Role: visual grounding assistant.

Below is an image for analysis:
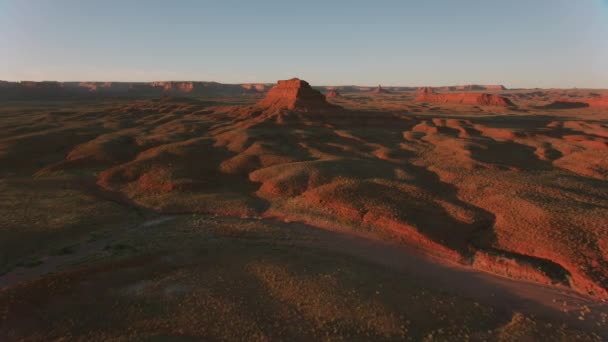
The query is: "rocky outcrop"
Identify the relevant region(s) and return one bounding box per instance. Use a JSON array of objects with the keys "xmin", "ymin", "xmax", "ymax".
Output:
[
  {"xmin": 256, "ymin": 78, "xmax": 339, "ymax": 111},
  {"xmin": 240, "ymin": 84, "xmax": 269, "ymax": 92},
  {"xmin": 416, "ymin": 87, "xmax": 515, "ymax": 107},
  {"xmin": 325, "ymin": 89, "xmax": 342, "ymax": 98},
  {"xmin": 150, "ymin": 81, "xmax": 195, "ymax": 93},
  {"xmin": 372, "ymin": 85, "xmax": 391, "ymax": 94}
]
